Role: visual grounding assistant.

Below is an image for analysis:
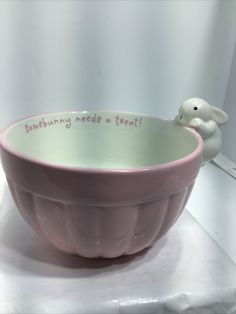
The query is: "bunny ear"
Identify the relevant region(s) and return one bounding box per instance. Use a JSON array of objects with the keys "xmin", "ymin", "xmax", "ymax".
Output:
[{"xmin": 210, "ymin": 105, "xmax": 229, "ymax": 125}]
